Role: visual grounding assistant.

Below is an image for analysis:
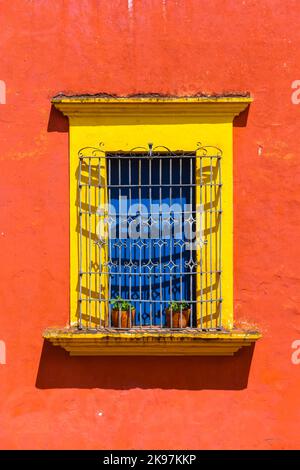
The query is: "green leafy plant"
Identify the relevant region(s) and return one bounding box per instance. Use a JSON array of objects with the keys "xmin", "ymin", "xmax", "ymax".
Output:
[
  {"xmin": 111, "ymin": 296, "xmax": 135, "ymax": 311},
  {"xmin": 167, "ymin": 301, "xmax": 190, "ymax": 312}
]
